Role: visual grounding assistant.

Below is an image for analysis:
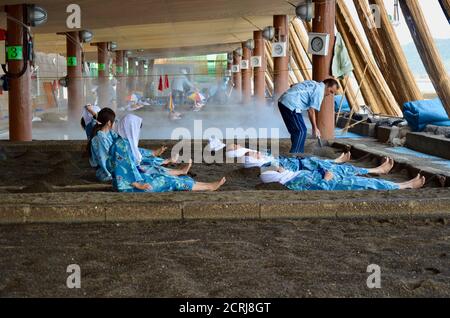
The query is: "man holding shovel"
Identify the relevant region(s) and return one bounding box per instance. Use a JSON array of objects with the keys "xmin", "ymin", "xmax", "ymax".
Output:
[{"xmin": 278, "ymin": 78, "xmax": 339, "ymax": 154}]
